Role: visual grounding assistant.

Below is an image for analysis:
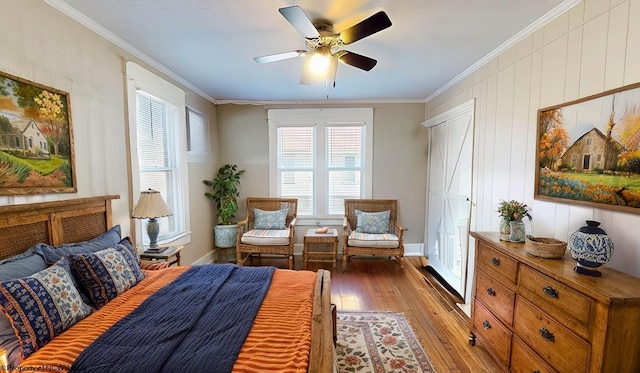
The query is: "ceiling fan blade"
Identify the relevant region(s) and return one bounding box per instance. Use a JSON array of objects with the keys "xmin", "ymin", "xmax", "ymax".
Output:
[
  {"xmin": 338, "ymin": 51, "xmax": 377, "ymax": 71},
  {"xmin": 279, "ymin": 6, "xmax": 320, "ymax": 39},
  {"xmin": 300, "ymin": 55, "xmax": 338, "ymax": 86},
  {"xmin": 254, "ymin": 50, "xmax": 306, "ymax": 64},
  {"xmin": 339, "ymin": 11, "xmax": 392, "ymax": 45}
]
